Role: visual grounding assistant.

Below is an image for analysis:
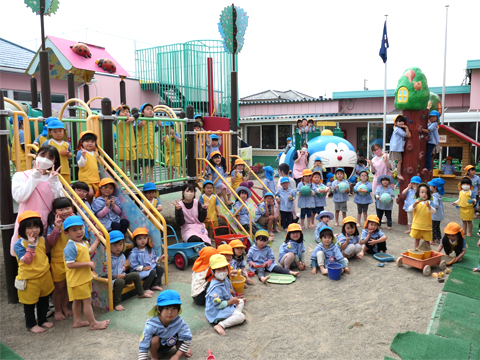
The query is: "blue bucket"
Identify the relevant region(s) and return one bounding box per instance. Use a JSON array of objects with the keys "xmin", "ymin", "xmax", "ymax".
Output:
[{"xmin": 326, "ymin": 263, "xmax": 342, "ymax": 280}]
